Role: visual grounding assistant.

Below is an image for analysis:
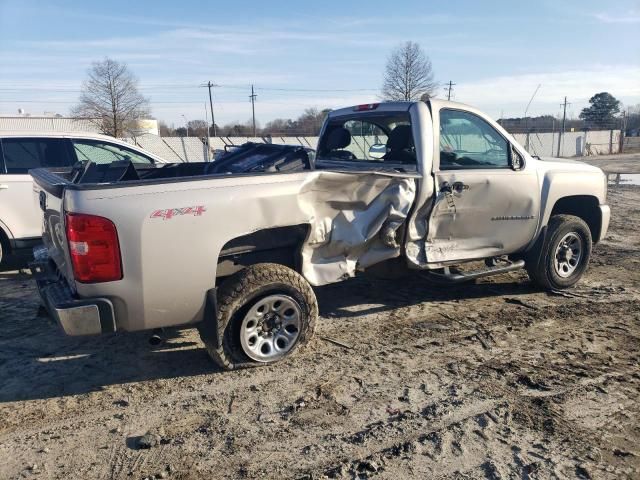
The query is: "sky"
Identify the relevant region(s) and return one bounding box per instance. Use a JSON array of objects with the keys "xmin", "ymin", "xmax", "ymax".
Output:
[{"xmin": 0, "ymin": 0, "xmax": 639, "ymax": 128}]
